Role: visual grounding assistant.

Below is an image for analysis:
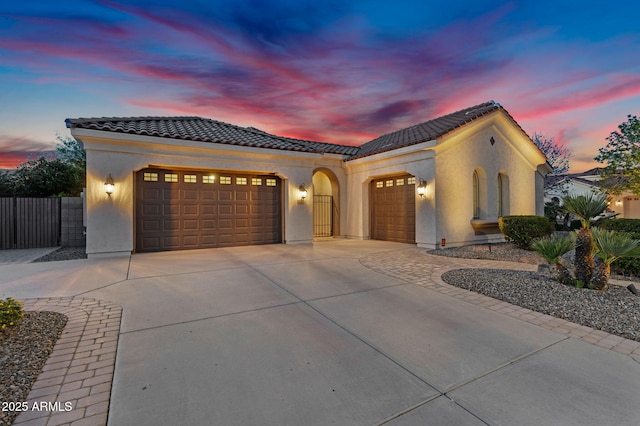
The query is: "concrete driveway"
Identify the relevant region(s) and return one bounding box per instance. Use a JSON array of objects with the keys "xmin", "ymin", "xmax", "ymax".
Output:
[{"xmin": 2, "ymin": 240, "xmax": 640, "ymax": 425}]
